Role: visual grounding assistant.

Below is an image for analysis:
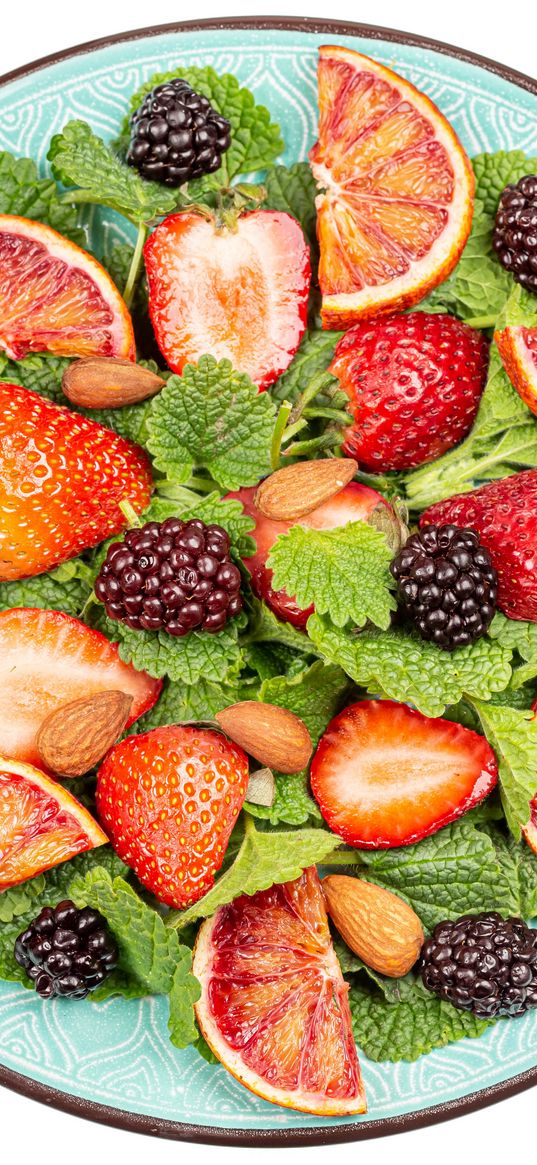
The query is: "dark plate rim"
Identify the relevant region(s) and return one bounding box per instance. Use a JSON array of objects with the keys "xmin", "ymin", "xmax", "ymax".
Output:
[{"xmin": 0, "ymin": 13, "xmax": 536, "ymax": 1148}]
